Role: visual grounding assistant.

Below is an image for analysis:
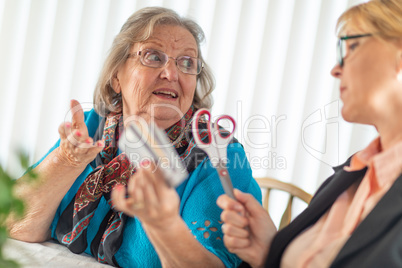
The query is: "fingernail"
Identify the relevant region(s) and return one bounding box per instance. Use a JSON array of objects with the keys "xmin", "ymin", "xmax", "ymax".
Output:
[
  {"xmin": 235, "ymin": 204, "xmax": 243, "ymax": 211},
  {"xmin": 75, "ymin": 131, "xmax": 82, "ymax": 137},
  {"xmin": 97, "ymin": 141, "xmax": 104, "ymax": 147},
  {"xmin": 65, "ymin": 122, "xmax": 71, "ymax": 128},
  {"xmin": 85, "ymin": 138, "xmax": 92, "ymax": 144},
  {"xmin": 140, "ymin": 160, "xmax": 150, "ymax": 168},
  {"xmin": 114, "ymin": 184, "xmax": 123, "ymax": 191}
]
